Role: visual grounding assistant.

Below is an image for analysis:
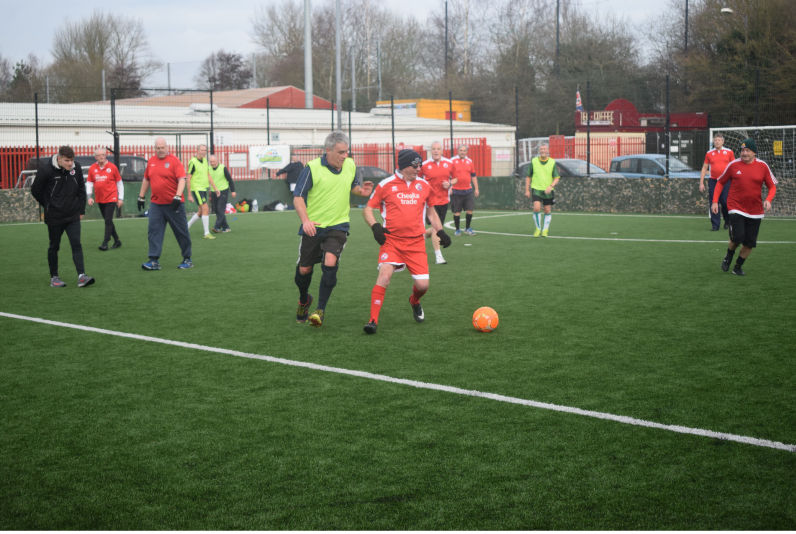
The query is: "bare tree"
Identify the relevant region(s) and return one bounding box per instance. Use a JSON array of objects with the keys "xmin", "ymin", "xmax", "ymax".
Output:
[
  {"xmin": 48, "ymin": 10, "xmax": 160, "ymax": 101},
  {"xmin": 196, "ymin": 50, "xmax": 253, "ymax": 90}
]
